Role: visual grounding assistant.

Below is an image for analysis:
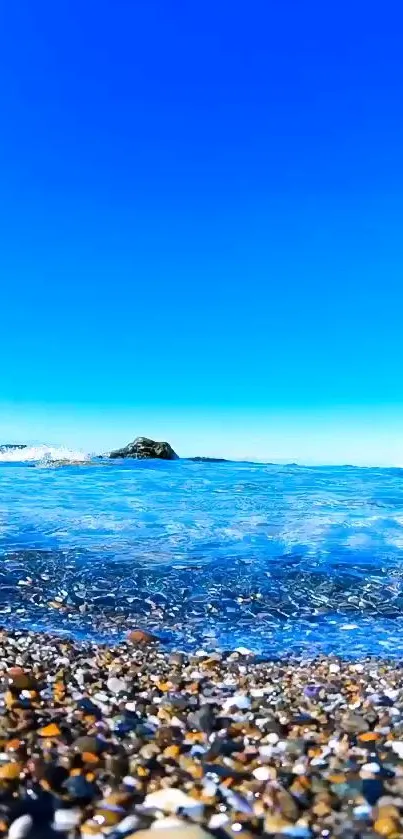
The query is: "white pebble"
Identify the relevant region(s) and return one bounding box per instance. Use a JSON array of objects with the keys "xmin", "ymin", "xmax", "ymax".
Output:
[
  {"xmin": 8, "ymin": 815, "xmax": 33, "ymax": 839},
  {"xmin": 223, "ymin": 694, "xmax": 251, "ymax": 712},
  {"xmin": 143, "ymin": 788, "xmax": 203, "ymax": 818},
  {"xmin": 53, "ymin": 808, "xmax": 81, "ymax": 831},
  {"xmin": 93, "ymin": 691, "xmax": 109, "ymax": 703},
  {"xmin": 329, "ymin": 663, "xmax": 340, "ymax": 674},
  {"xmin": 171, "ymin": 715, "xmax": 185, "ymax": 728},
  {"xmin": 153, "ymin": 817, "xmax": 187, "ymax": 829},
  {"xmin": 114, "ymin": 815, "xmax": 140, "ymax": 832},
  {"xmin": 107, "ymin": 676, "xmax": 127, "ymax": 694},
  {"xmin": 360, "ymin": 762, "xmax": 381, "ymax": 775},
  {"xmin": 354, "ymin": 803, "xmax": 372, "ymax": 818},
  {"xmin": 385, "ymin": 689, "xmax": 399, "ymax": 700},
  {"xmin": 259, "ymin": 745, "xmax": 273, "ymax": 758},
  {"xmin": 209, "ymin": 814, "xmax": 229, "ymax": 829},
  {"xmin": 293, "ymin": 762, "xmax": 307, "ymax": 775},
  {"xmin": 253, "ymin": 765, "xmax": 271, "ymax": 781},
  {"xmin": 202, "ymin": 779, "xmax": 217, "ymax": 797},
  {"xmin": 391, "ymin": 741, "xmax": 403, "ymax": 758}
]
